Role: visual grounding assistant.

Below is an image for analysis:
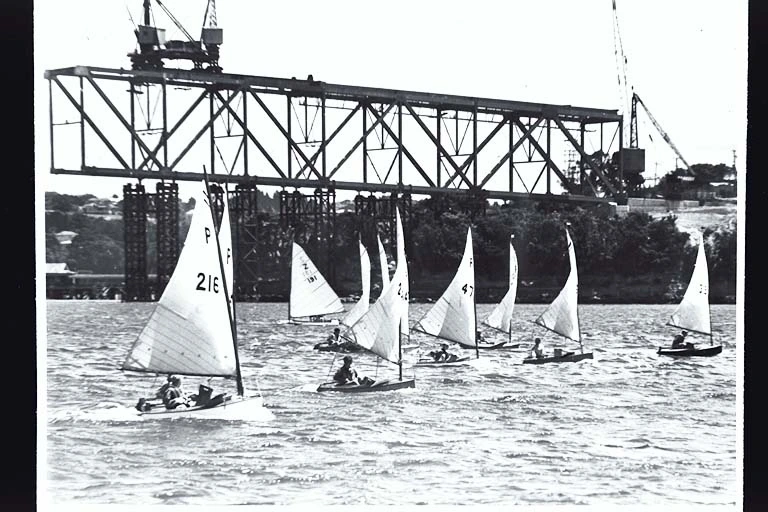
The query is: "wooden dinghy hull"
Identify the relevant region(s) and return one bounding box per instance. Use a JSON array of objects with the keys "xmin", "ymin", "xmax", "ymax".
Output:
[
  {"xmin": 313, "ymin": 343, "xmax": 363, "ymax": 353},
  {"xmin": 317, "ymin": 379, "xmax": 415, "ymax": 393},
  {"xmin": 278, "ymin": 318, "xmax": 340, "ymax": 326},
  {"xmin": 522, "ymin": 352, "xmax": 594, "ymax": 365},
  {"xmin": 458, "ymin": 341, "xmax": 519, "ymax": 350},
  {"xmin": 136, "ymin": 395, "xmax": 266, "ymax": 418},
  {"xmin": 657, "ymin": 345, "xmax": 723, "ymax": 357},
  {"xmin": 414, "ymin": 356, "xmax": 472, "ymax": 367}
]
